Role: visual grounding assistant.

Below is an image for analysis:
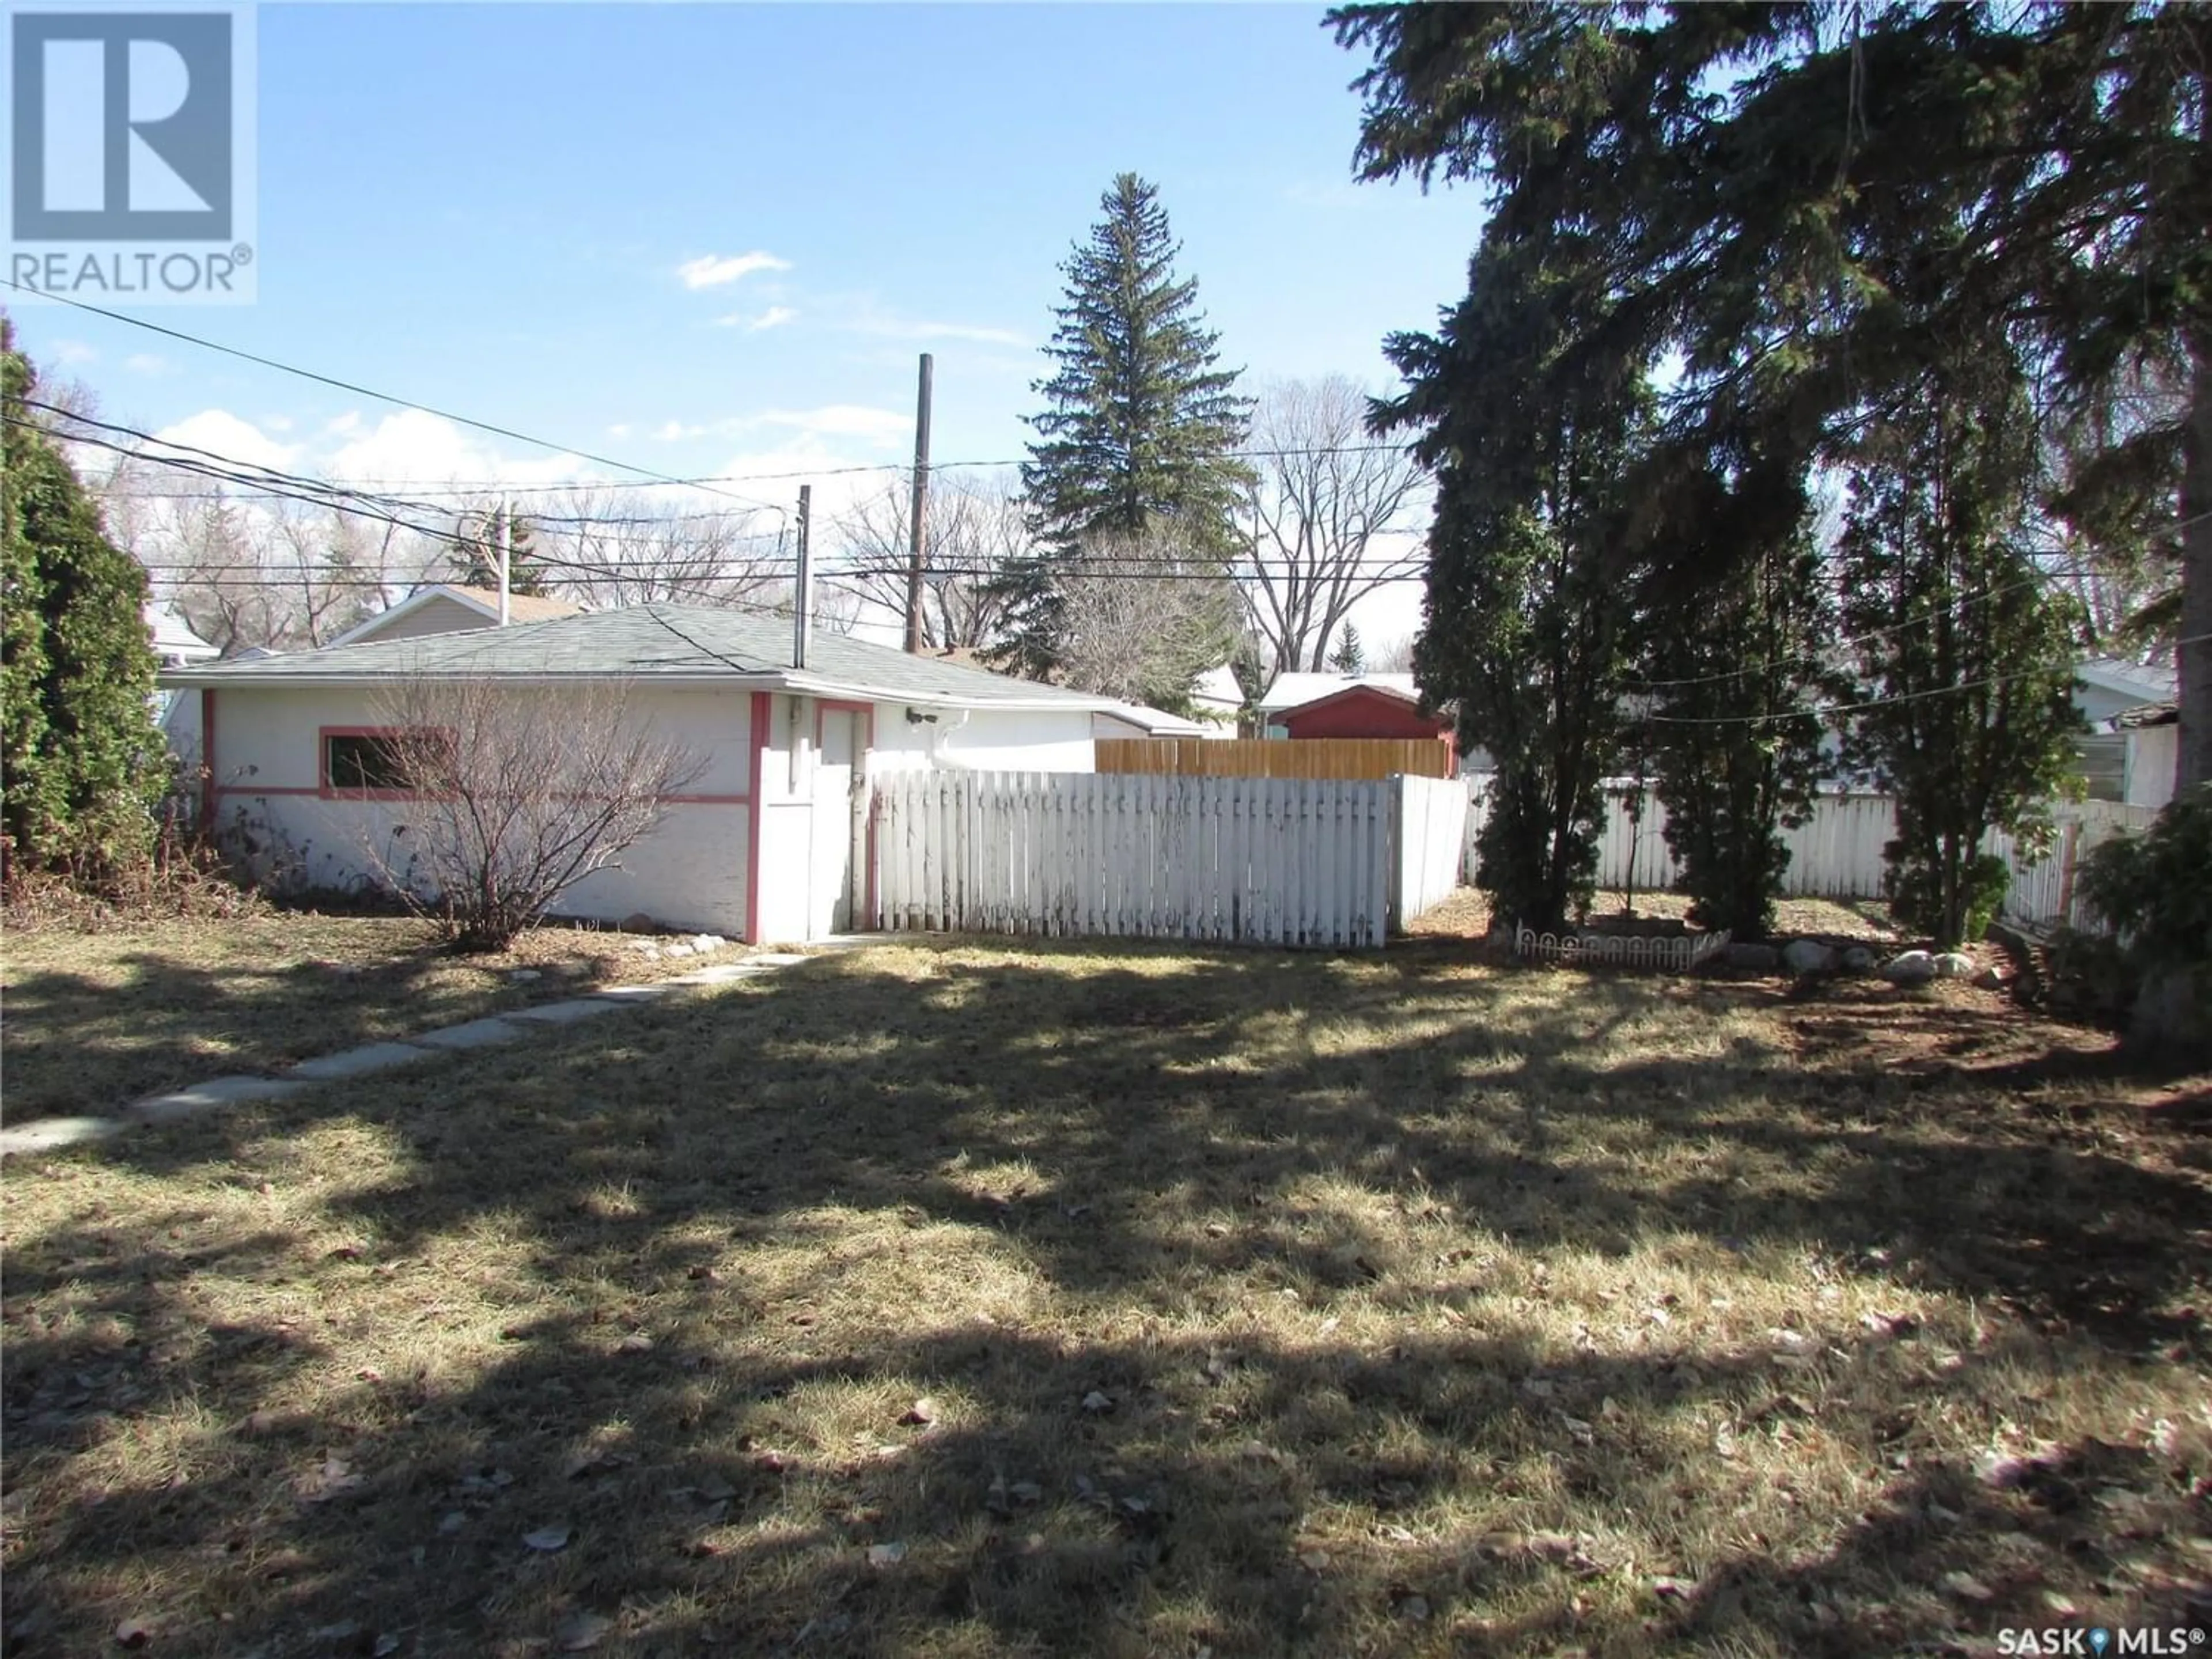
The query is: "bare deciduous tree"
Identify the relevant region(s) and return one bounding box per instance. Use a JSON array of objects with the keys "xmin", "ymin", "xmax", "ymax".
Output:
[
  {"xmin": 832, "ymin": 471, "xmax": 1028, "ymax": 648},
  {"xmin": 360, "ymin": 676, "xmax": 705, "ymax": 950},
  {"xmin": 527, "ymin": 488, "xmax": 782, "ymax": 608},
  {"xmin": 1054, "ymin": 524, "xmax": 1242, "ymax": 709},
  {"xmin": 1242, "ymin": 376, "xmax": 1429, "ymax": 673}
]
